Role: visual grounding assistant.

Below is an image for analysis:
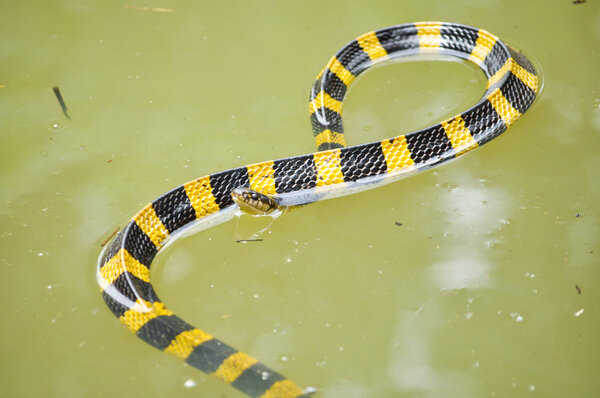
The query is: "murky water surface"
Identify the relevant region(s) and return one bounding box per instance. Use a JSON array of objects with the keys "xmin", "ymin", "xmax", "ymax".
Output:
[{"xmin": 1, "ymin": 1, "xmax": 599, "ymax": 397}]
